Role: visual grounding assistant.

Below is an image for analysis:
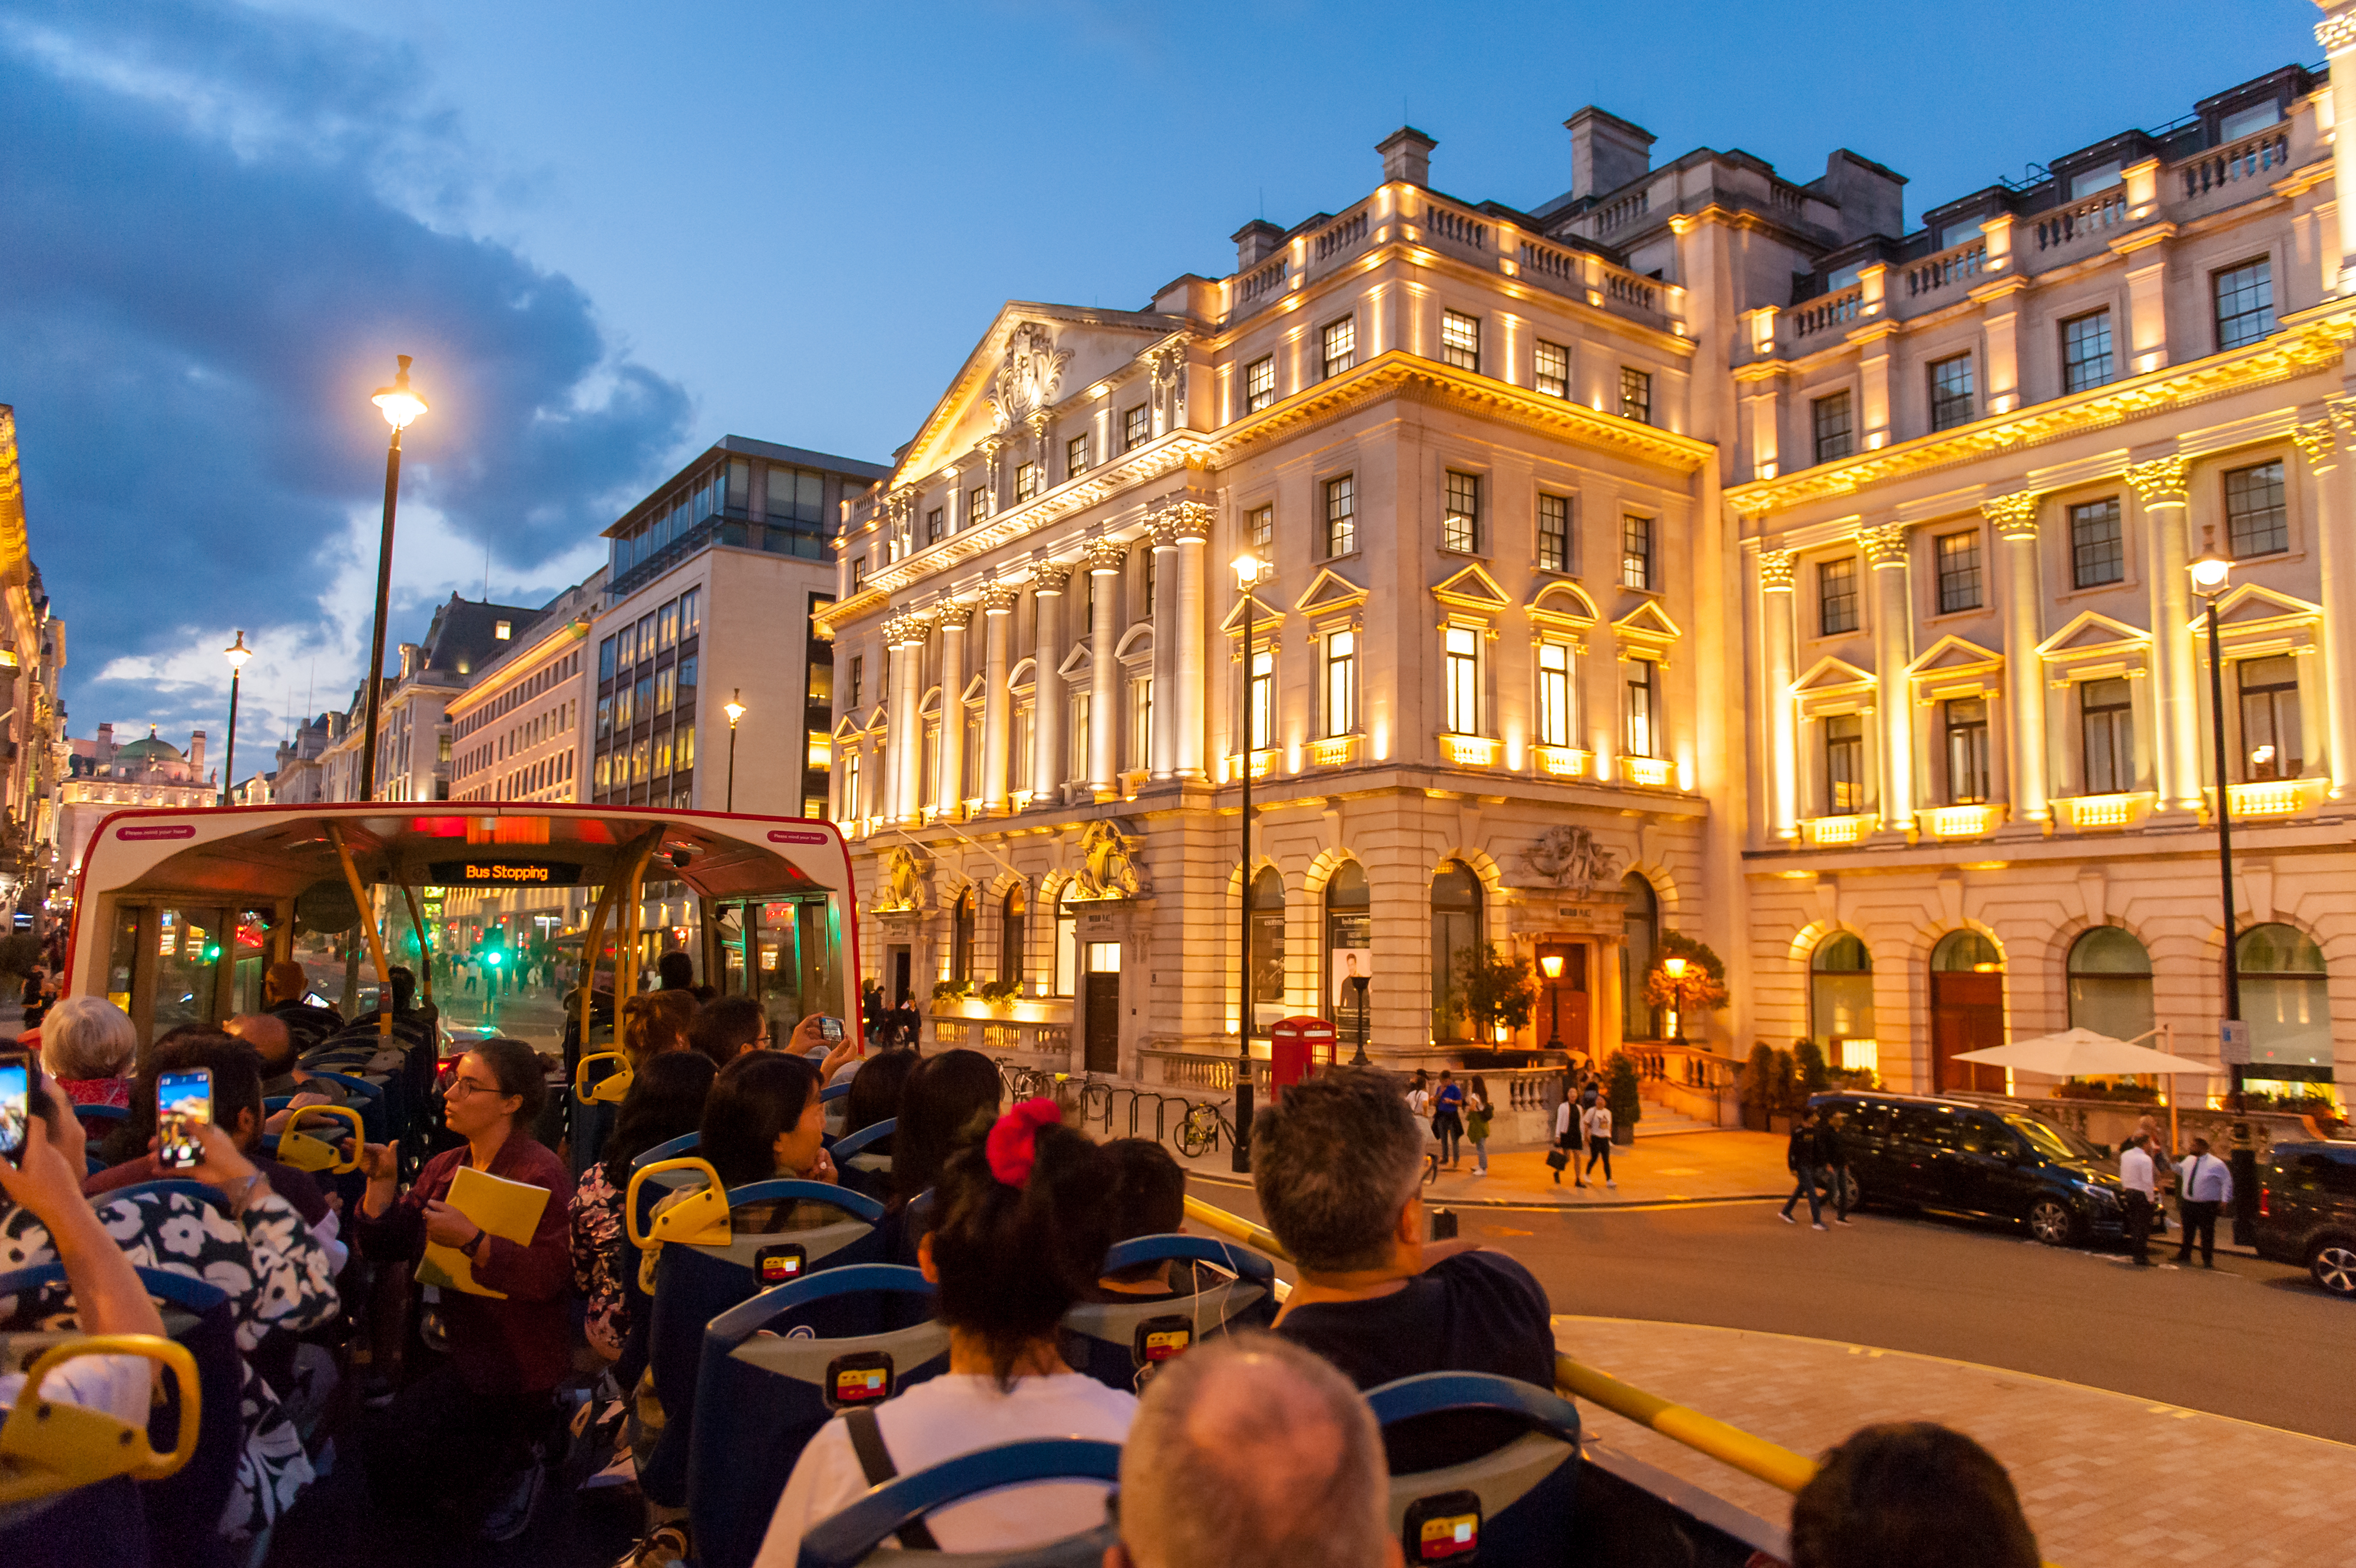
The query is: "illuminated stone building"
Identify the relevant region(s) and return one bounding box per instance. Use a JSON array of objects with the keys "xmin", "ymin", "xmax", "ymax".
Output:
[{"xmin": 825, "ymin": 52, "xmax": 2356, "ymax": 1103}]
